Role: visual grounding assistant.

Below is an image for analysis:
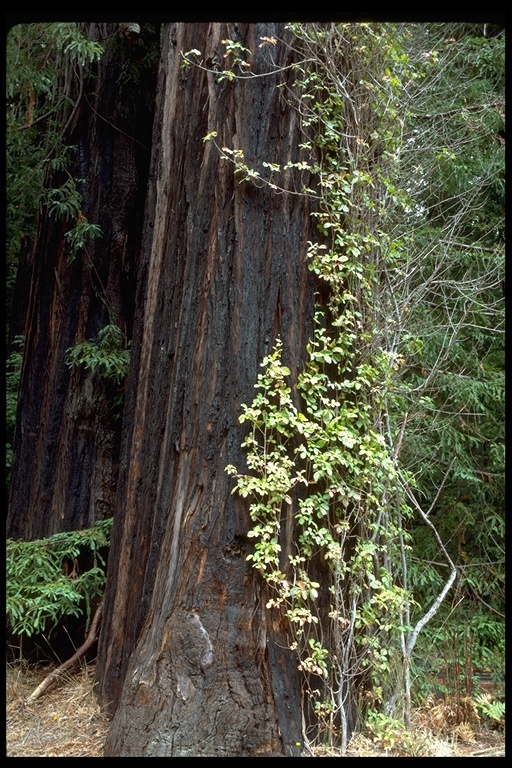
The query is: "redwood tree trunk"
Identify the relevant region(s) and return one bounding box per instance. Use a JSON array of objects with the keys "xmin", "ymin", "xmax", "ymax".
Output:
[
  {"xmin": 97, "ymin": 22, "xmax": 316, "ymax": 757},
  {"xmin": 7, "ymin": 23, "xmax": 159, "ymax": 539}
]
